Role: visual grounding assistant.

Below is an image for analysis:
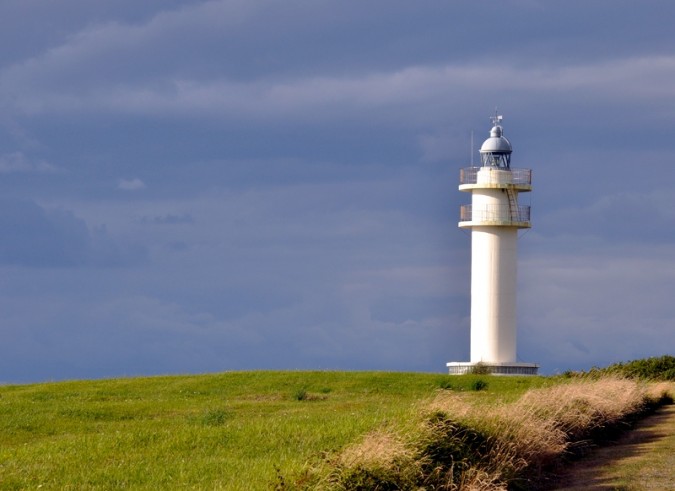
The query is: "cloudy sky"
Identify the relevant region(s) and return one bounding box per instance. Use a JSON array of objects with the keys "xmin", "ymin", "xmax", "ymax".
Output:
[{"xmin": 1, "ymin": 0, "xmax": 674, "ymax": 383}]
